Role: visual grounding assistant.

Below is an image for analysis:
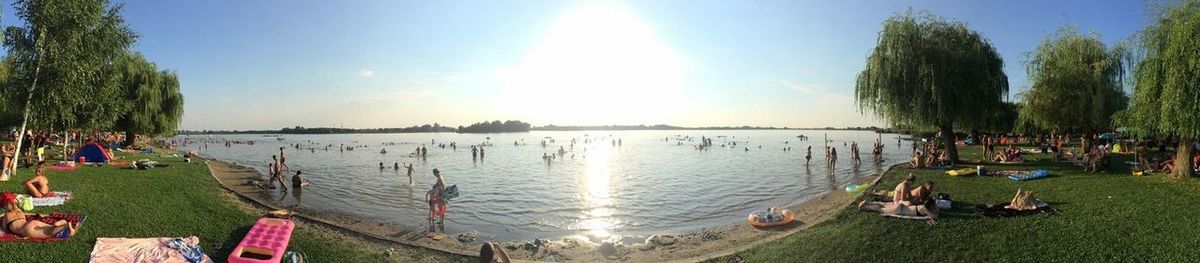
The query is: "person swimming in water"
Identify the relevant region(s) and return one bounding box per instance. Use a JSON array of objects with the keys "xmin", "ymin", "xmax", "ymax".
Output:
[{"xmin": 292, "ymin": 170, "xmax": 309, "ymax": 187}]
